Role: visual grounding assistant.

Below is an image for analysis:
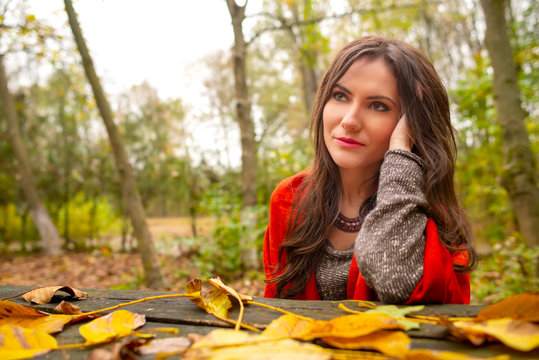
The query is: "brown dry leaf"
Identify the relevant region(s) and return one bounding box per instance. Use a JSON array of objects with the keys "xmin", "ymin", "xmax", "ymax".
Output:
[
  {"xmin": 453, "ymin": 318, "xmax": 539, "ymax": 352},
  {"xmin": 185, "ymin": 278, "xmax": 232, "ymax": 320},
  {"xmin": 183, "ymin": 329, "xmax": 331, "ymax": 360},
  {"xmin": 137, "ymin": 336, "xmax": 191, "ymax": 355},
  {"xmin": 403, "ymin": 349, "xmax": 510, "ymax": 360},
  {"xmin": 79, "ymin": 310, "xmax": 146, "ymax": 345},
  {"xmin": 54, "ymin": 300, "xmax": 82, "ymax": 315},
  {"xmin": 0, "ymin": 325, "xmax": 58, "ymax": 360},
  {"xmin": 0, "ymin": 300, "xmax": 76, "ymax": 334},
  {"xmin": 476, "ymin": 293, "xmax": 539, "ymax": 322},
  {"xmin": 322, "ymin": 330, "xmax": 410, "ymax": 357},
  {"xmin": 207, "ymin": 276, "xmax": 252, "ymax": 330},
  {"xmin": 17, "ymin": 286, "xmax": 88, "ymax": 304},
  {"xmin": 86, "ymin": 348, "xmax": 114, "ymax": 360},
  {"xmin": 207, "ymin": 276, "xmax": 253, "ymax": 303}
]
